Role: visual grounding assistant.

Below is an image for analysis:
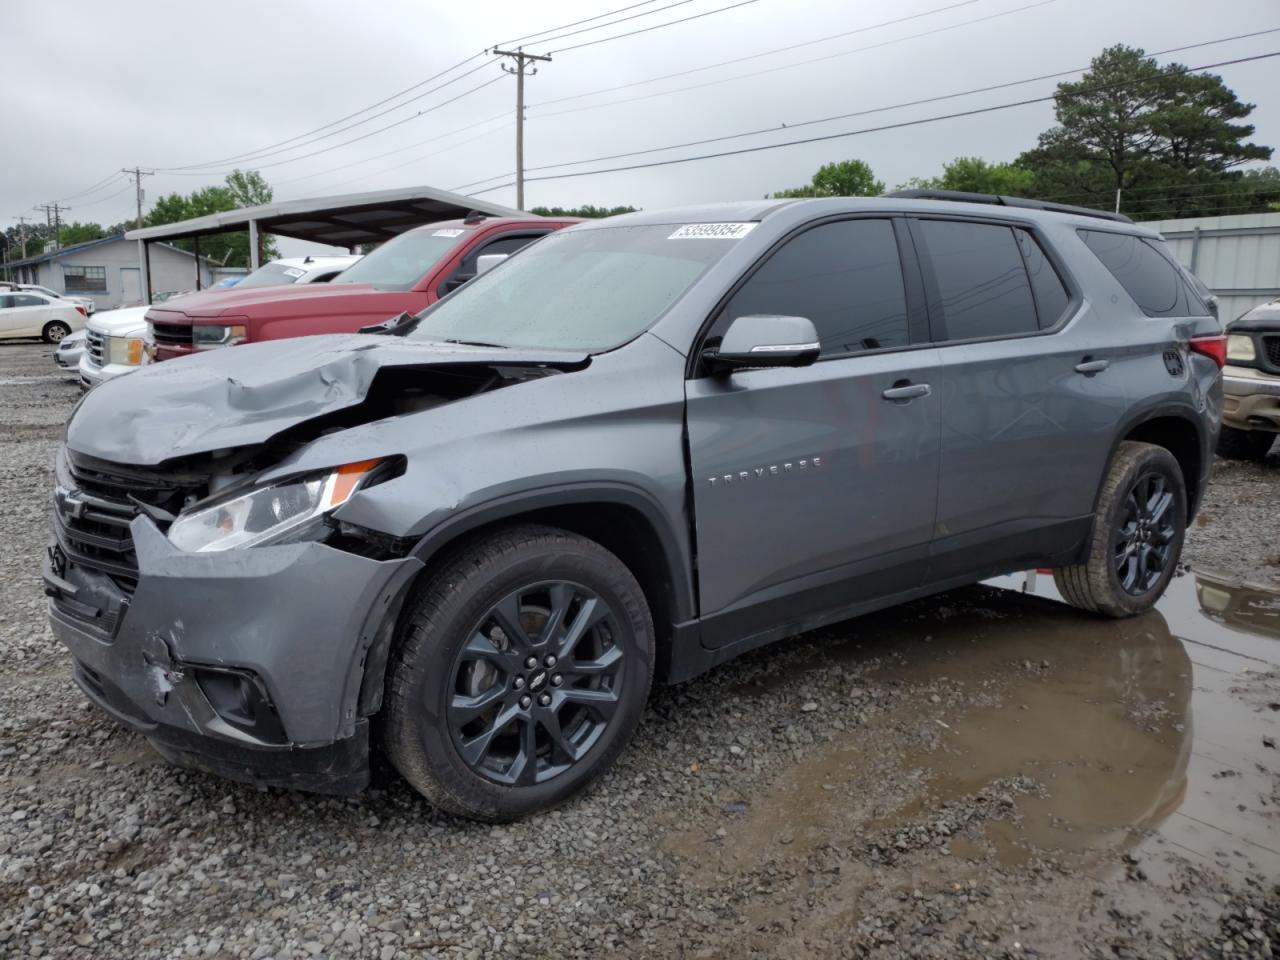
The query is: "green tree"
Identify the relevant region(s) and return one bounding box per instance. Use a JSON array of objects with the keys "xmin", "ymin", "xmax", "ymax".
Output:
[
  {"xmin": 529, "ymin": 205, "xmax": 638, "ymax": 218},
  {"xmin": 1018, "ymin": 45, "xmax": 1271, "ymax": 219},
  {"xmin": 59, "ymin": 222, "xmax": 110, "ymax": 246},
  {"xmin": 144, "ymin": 169, "xmax": 279, "ymax": 266},
  {"xmin": 899, "ymin": 157, "xmax": 1035, "ymax": 196},
  {"xmin": 769, "ymin": 159, "xmax": 884, "ymax": 198}
]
